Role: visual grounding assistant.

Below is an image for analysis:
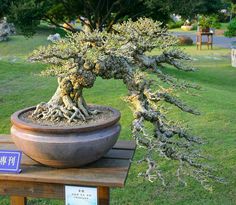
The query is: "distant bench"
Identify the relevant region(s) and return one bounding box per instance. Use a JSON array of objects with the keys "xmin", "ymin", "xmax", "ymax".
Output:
[{"xmin": 0, "ymin": 134, "xmax": 136, "ymax": 205}]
